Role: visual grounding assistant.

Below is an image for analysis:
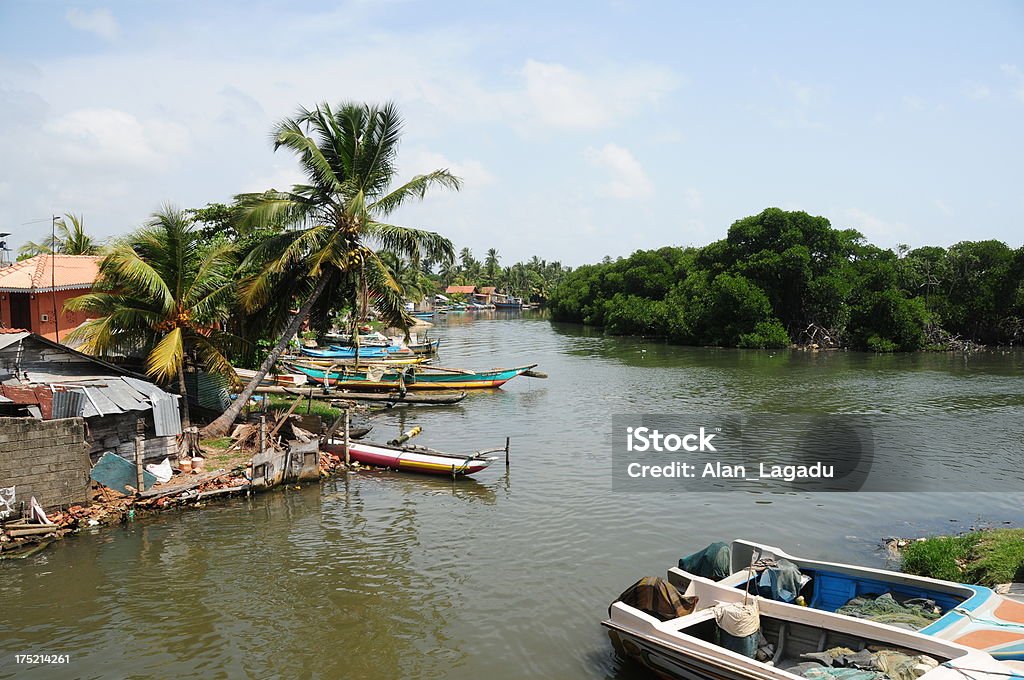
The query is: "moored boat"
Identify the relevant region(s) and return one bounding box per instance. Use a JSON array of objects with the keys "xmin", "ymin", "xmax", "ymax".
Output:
[
  {"xmin": 284, "ymin": 362, "xmax": 539, "ymax": 390},
  {"xmin": 234, "ymin": 368, "xmax": 309, "ymax": 388},
  {"xmin": 605, "ymin": 569, "xmax": 1024, "ymax": 680},
  {"xmin": 685, "ymin": 539, "xmax": 1024, "ymax": 661},
  {"xmin": 322, "ymin": 440, "xmax": 497, "ymax": 476}
]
